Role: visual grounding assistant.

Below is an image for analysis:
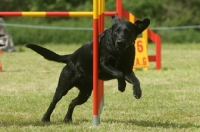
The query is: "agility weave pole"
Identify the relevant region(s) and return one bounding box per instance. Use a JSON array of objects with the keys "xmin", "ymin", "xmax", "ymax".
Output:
[{"xmin": 92, "ymin": 0, "xmax": 105, "ymax": 126}]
